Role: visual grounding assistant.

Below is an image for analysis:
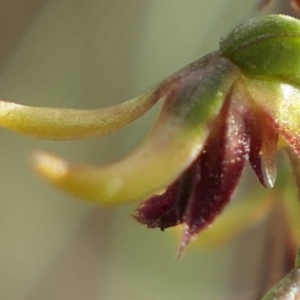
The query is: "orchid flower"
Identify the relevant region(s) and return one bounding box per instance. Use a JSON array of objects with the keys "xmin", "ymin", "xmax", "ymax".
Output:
[{"xmin": 2, "ymin": 15, "xmax": 300, "ymax": 254}]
